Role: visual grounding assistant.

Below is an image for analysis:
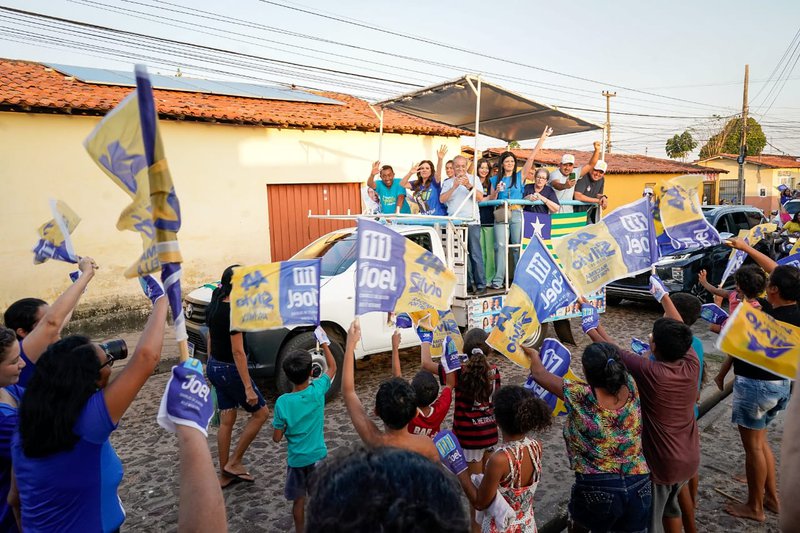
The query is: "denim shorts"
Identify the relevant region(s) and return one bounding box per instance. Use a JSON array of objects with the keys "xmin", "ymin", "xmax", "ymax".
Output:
[
  {"xmin": 285, "ymin": 462, "xmax": 317, "ymax": 500},
  {"xmin": 568, "ymin": 472, "xmax": 651, "ymax": 533},
  {"xmin": 206, "ymin": 358, "xmax": 266, "ymax": 413},
  {"xmin": 732, "ymin": 376, "xmax": 790, "ymax": 430}
]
